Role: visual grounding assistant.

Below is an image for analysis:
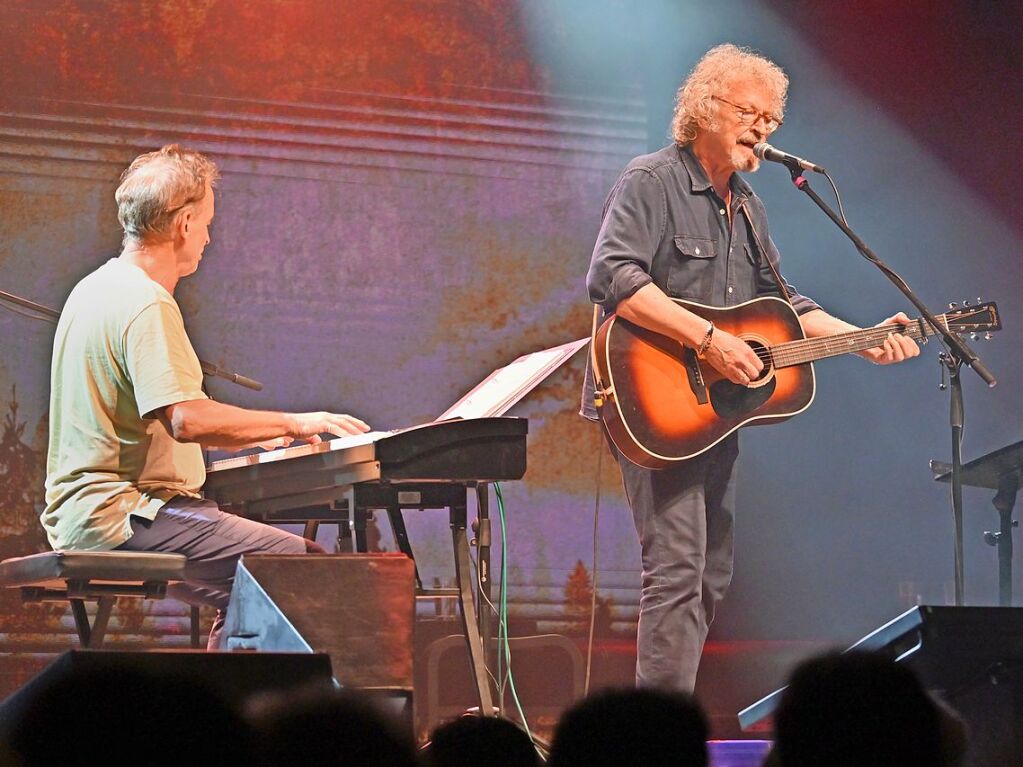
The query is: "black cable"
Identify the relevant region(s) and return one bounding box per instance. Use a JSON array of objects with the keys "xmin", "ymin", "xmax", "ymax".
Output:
[{"xmin": 584, "ymin": 427, "xmax": 604, "ymax": 696}]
